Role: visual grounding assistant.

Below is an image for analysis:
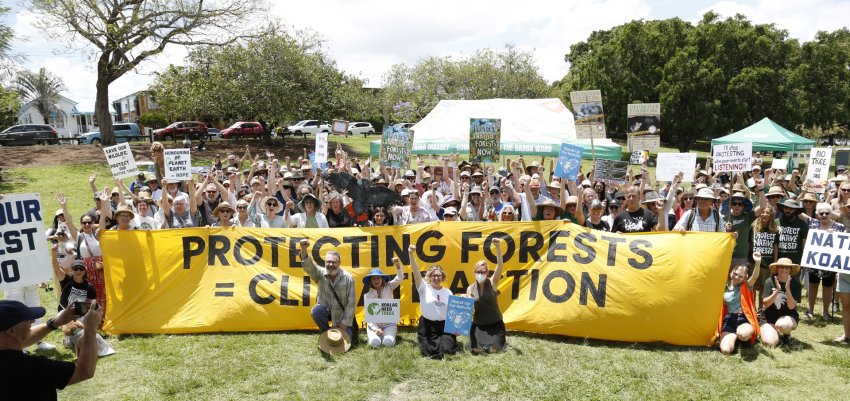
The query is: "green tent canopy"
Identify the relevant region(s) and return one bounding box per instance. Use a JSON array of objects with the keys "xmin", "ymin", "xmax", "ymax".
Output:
[{"xmin": 710, "ymin": 117, "xmax": 814, "ymax": 152}]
